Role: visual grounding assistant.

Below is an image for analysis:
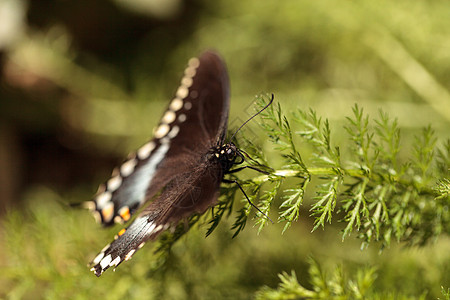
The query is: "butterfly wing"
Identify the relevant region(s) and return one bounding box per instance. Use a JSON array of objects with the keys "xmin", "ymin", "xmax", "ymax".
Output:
[
  {"xmin": 90, "ymin": 160, "xmax": 224, "ymax": 276},
  {"xmin": 89, "ymin": 51, "xmax": 230, "ymax": 276},
  {"xmin": 87, "ymin": 51, "xmax": 230, "ymax": 226}
]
